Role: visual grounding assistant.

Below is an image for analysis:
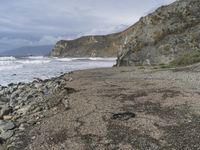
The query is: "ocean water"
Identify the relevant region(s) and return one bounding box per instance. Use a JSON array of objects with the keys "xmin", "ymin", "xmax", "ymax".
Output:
[{"xmin": 0, "ymin": 56, "xmax": 116, "ymax": 86}]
